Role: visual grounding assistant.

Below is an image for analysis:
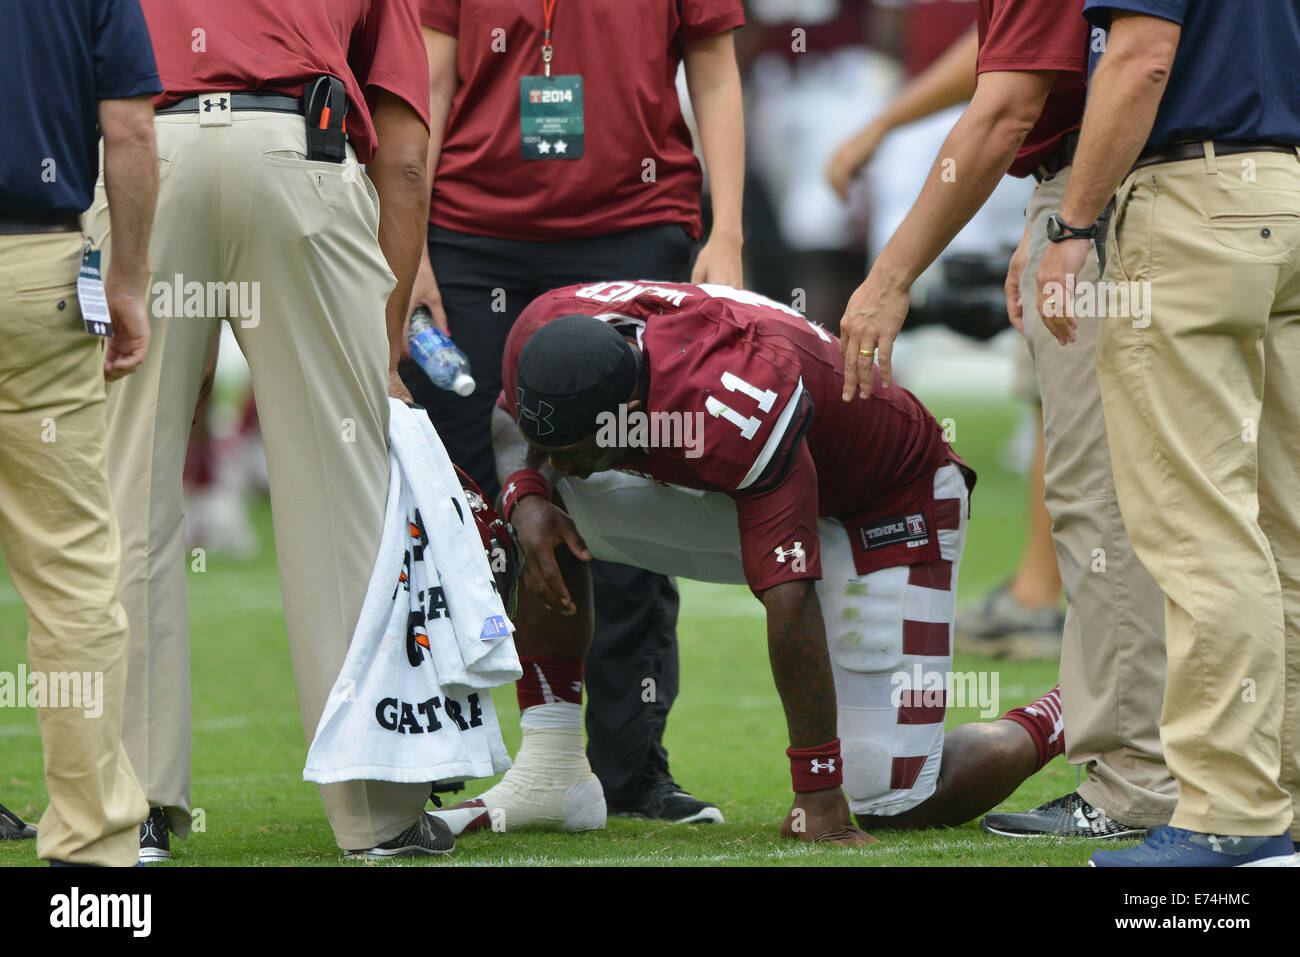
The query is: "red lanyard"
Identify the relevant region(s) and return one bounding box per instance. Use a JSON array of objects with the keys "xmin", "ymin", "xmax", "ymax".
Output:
[{"xmin": 541, "ymin": 0, "xmax": 558, "ymax": 76}]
